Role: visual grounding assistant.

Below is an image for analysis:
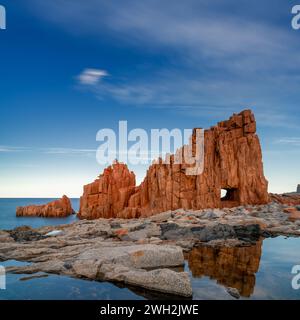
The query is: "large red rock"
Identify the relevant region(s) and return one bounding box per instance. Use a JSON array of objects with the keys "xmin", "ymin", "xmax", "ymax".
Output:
[
  {"xmin": 78, "ymin": 162, "xmax": 136, "ymax": 219},
  {"xmin": 79, "ymin": 110, "xmax": 269, "ymax": 219},
  {"xmin": 16, "ymin": 195, "xmax": 74, "ymax": 218}
]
